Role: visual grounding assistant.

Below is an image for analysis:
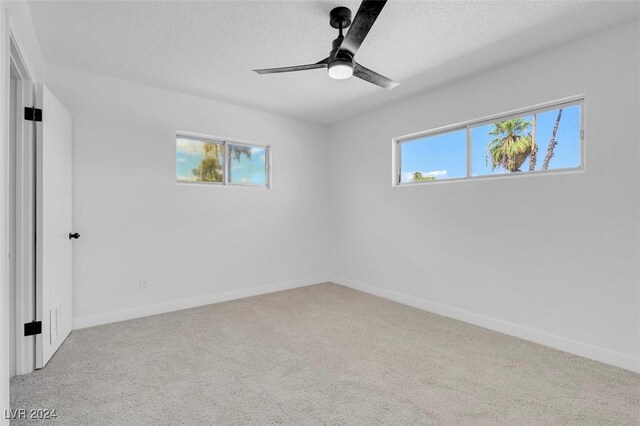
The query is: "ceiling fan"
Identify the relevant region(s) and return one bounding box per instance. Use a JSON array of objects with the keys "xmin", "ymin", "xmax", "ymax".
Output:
[{"xmin": 253, "ymin": 0, "xmax": 399, "ymax": 90}]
